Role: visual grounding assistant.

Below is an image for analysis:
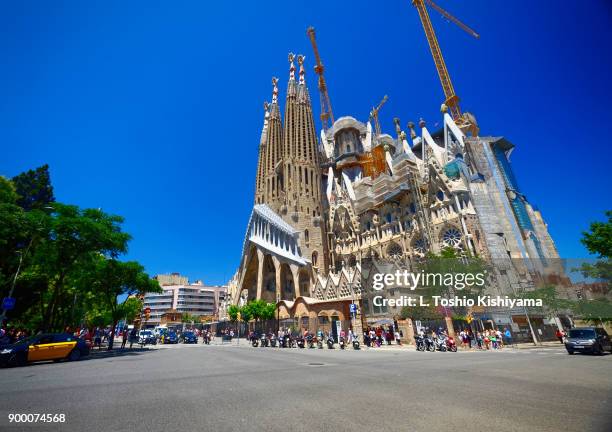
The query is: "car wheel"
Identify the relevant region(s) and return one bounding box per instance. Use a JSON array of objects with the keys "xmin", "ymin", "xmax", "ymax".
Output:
[
  {"xmin": 68, "ymin": 349, "xmax": 81, "ymax": 362},
  {"xmin": 10, "ymin": 352, "xmax": 27, "ymax": 367},
  {"xmin": 566, "ymin": 350, "xmax": 574, "ymax": 355}
]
